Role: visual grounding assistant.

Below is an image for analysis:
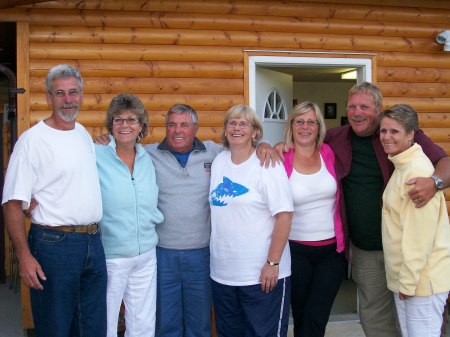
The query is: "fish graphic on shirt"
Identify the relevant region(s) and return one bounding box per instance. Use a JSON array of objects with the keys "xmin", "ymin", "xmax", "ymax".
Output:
[{"xmin": 210, "ymin": 176, "xmax": 249, "ymax": 206}]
